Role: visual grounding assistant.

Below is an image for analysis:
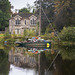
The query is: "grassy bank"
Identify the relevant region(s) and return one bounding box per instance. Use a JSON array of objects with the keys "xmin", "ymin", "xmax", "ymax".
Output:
[
  {"xmin": 0, "ymin": 30, "xmax": 75, "ymax": 46},
  {"xmin": 0, "ymin": 34, "xmax": 4, "ymax": 42}
]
